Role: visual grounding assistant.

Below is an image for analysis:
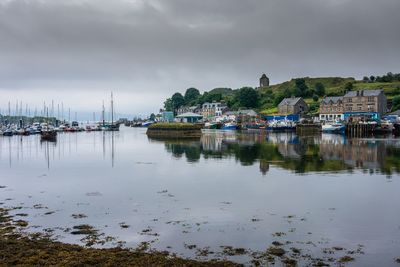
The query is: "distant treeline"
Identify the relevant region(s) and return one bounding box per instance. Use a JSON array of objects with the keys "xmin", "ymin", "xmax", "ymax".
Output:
[
  {"xmin": 0, "ymin": 115, "xmax": 57, "ymax": 125},
  {"xmin": 362, "ymin": 72, "xmax": 400, "ymax": 83}
]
